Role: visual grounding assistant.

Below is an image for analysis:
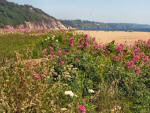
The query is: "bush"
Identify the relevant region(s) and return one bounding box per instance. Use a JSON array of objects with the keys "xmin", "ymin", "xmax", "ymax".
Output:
[{"xmin": 0, "ymin": 32, "xmax": 150, "ymax": 112}]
